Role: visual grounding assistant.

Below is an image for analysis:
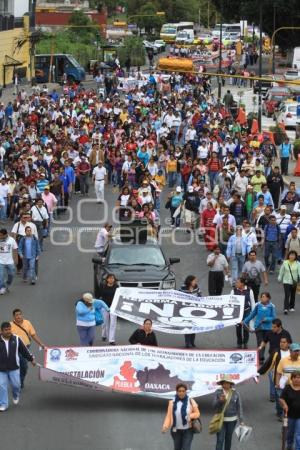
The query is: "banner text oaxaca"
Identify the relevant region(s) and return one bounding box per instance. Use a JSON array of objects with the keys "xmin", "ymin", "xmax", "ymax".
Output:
[
  {"xmin": 110, "ymin": 288, "xmax": 245, "ymax": 334},
  {"xmin": 42, "ymin": 345, "xmax": 258, "ymax": 399}
]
